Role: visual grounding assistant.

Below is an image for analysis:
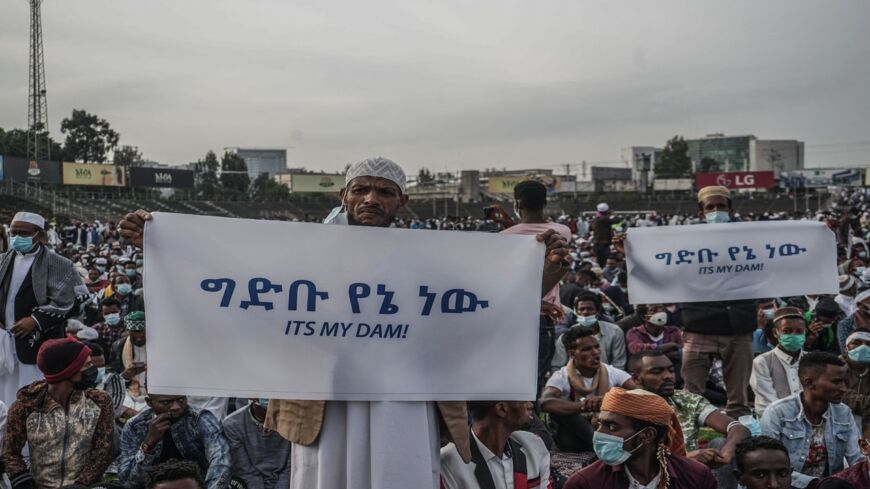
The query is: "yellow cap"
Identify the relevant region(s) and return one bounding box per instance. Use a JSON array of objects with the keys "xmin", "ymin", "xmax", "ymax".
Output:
[{"xmin": 697, "ymin": 185, "xmax": 731, "ymax": 203}]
